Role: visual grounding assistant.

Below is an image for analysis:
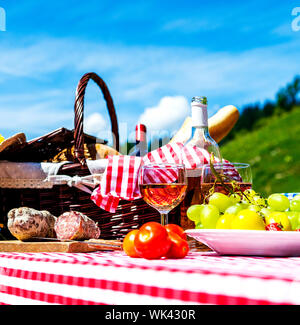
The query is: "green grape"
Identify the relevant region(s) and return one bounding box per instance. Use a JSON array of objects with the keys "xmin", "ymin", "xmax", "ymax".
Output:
[
  {"xmin": 229, "ymin": 193, "xmax": 241, "ymax": 204},
  {"xmin": 290, "ymin": 199, "xmax": 300, "ymax": 212},
  {"xmin": 225, "ymin": 203, "xmax": 244, "ymax": 215},
  {"xmin": 260, "ymin": 207, "xmax": 271, "ymax": 218},
  {"xmin": 248, "ymin": 204, "xmax": 261, "ymax": 213},
  {"xmin": 244, "ymin": 189, "xmax": 256, "ymax": 198},
  {"xmin": 265, "ymin": 211, "xmax": 291, "ymax": 231},
  {"xmin": 187, "ymin": 204, "xmax": 204, "ymax": 222},
  {"xmin": 208, "ymin": 192, "xmax": 232, "ymax": 213},
  {"xmin": 199, "ymin": 204, "xmax": 220, "ymax": 229},
  {"xmin": 293, "ymin": 195, "xmax": 300, "ymax": 201},
  {"xmin": 240, "ymin": 202, "xmax": 250, "ymax": 209},
  {"xmin": 231, "ymin": 209, "xmax": 266, "ymax": 230},
  {"xmin": 216, "ymin": 213, "xmax": 235, "ymax": 229},
  {"xmin": 286, "ymin": 211, "xmax": 300, "ymax": 230},
  {"xmin": 252, "ymin": 195, "xmax": 266, "ymax": 207},
  {"xmin": 195, "ymin": 222, "xmax": 204, "ymax": 229},
  {"xmin": 267, "ymin": 194, "xmax": 290, "ymax": 211}
]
